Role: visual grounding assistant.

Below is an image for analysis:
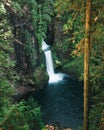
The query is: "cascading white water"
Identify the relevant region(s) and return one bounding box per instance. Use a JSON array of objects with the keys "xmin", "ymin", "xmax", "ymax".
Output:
[
  {"xmin": 42, "ymin": 41, "xmax": 69, "ymax": 84},
  {"xmin": 44, "ymin": 50, "xmax": 55, "ymax": 76},
  {"xmin": 42, "ymin": 41, "xmax": 54, "ymax": 76}
]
